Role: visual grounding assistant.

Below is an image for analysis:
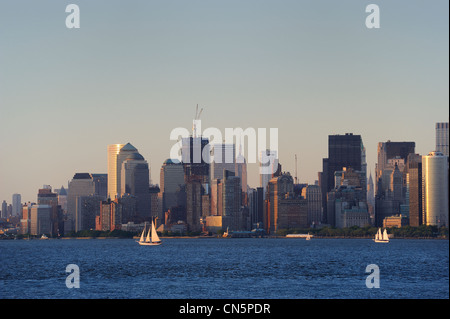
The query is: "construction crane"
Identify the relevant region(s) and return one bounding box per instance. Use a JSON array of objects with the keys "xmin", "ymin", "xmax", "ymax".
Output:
[
  {"xmin": 193, "ymin": 104, "xmax": 203, "ymax": 137},
  {"xmin": 295, "ymin": 154, "xmax": 298, "ymax": 184}
]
